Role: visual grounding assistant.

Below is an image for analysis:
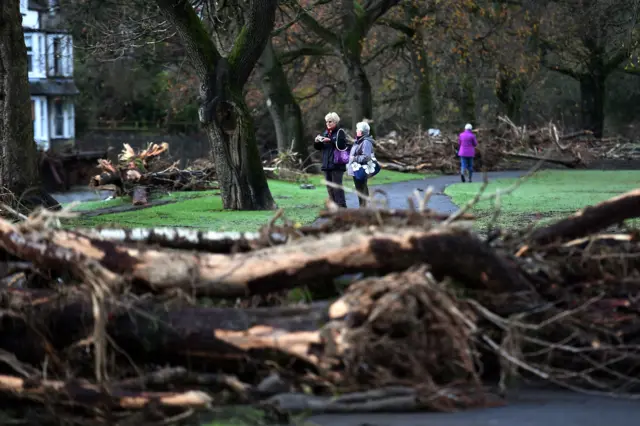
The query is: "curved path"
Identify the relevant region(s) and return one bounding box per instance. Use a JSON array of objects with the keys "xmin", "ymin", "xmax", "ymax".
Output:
[{"xmin": 345, "ymin": 170, "xmax": 526, "ymax": 212}]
